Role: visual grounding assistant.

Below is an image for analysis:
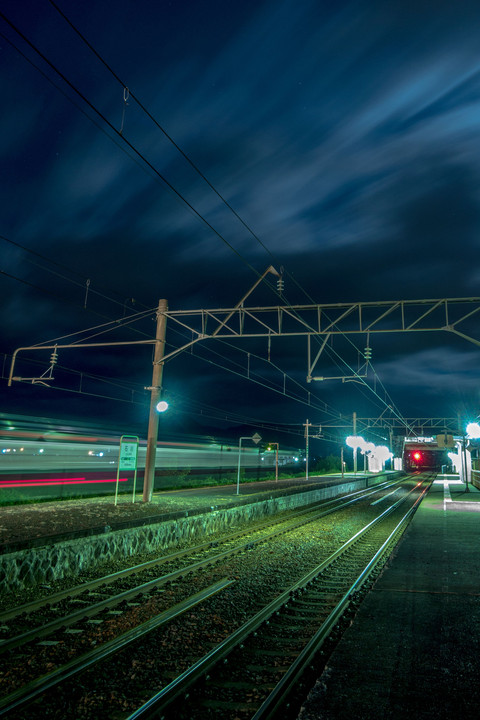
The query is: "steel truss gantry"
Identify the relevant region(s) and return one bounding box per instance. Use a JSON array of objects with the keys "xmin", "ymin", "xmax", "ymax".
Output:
[
  {"xmin": 8, "ymin": 286, "xmax": 480, "ymax": 500},
  {"xmin": 321, "ymin": 416, "xmax": 461, "ymax": 435},
  {"xmin": 160, "ymin": 296, "xmax": 480, "ymax": 381},
  {"xmin": 9, "ymin": 295, "xmax": 480, "ymax": 388}
]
